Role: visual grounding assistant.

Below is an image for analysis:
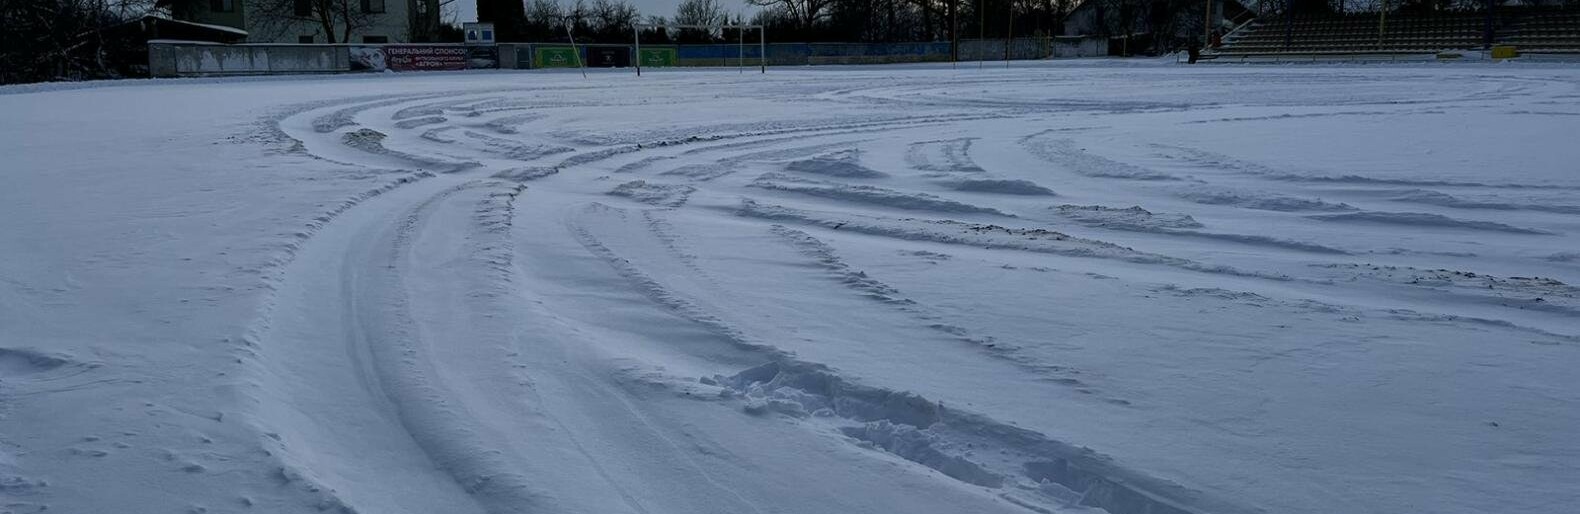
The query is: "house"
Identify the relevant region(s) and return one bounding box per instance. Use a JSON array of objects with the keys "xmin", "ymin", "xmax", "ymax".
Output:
[{"xmin": 156, "ymin": 0, "xmax": 442, "ymax": 44}]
